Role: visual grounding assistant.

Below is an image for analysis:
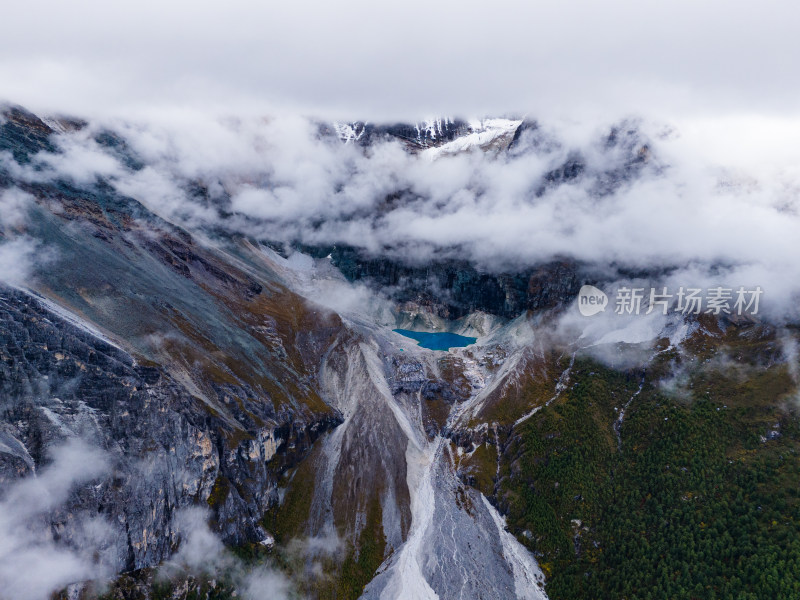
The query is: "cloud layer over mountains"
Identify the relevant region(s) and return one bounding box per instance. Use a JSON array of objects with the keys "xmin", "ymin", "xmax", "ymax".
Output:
[{"xmin": 2, "ymin": 109, "xmax": 799, "ymax": 318}]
